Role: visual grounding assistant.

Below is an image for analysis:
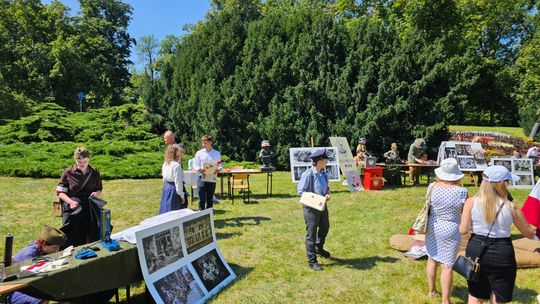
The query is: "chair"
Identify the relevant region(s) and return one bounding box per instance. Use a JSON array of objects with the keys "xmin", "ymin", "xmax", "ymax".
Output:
[
  {"xmin": 227, "ymin": 166, "xmax": 244, "ymax": 197},
  {"xmin": 230, "ymin": 173, "xmax": 250, "ymax": 204}
]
